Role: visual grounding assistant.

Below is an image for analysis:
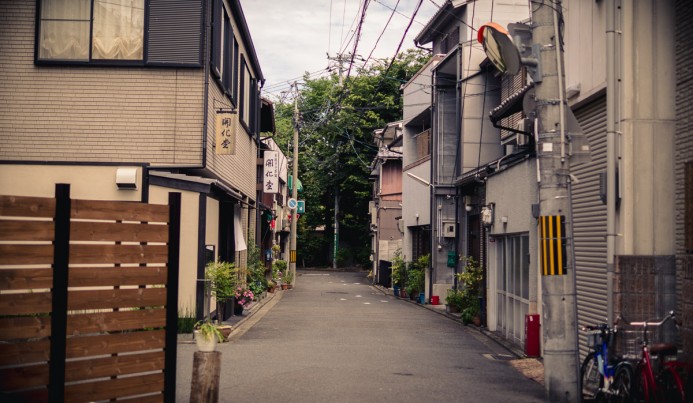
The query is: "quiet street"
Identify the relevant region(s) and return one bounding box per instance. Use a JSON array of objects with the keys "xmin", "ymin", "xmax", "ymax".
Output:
[{"xmin": 177, "ymin": 271, "xmax": 545, "ymax": 402}]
